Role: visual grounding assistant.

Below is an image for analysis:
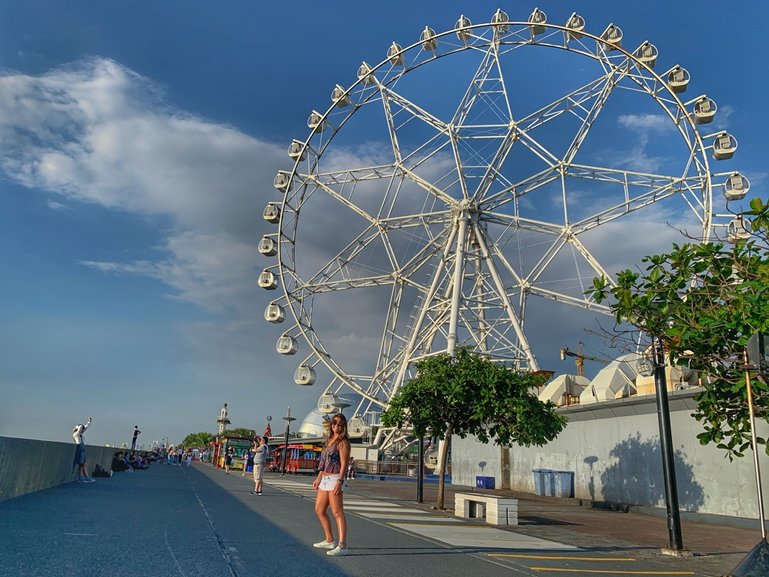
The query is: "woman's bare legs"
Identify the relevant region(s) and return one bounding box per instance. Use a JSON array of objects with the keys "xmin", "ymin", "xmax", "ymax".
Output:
[
  {"xmin": 328, "ymin": 491, "xmax": 347, "ymax": 548},
  {"xmin": 314, "ymin": 490, "xmax": 334, "ymax": 542}
]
